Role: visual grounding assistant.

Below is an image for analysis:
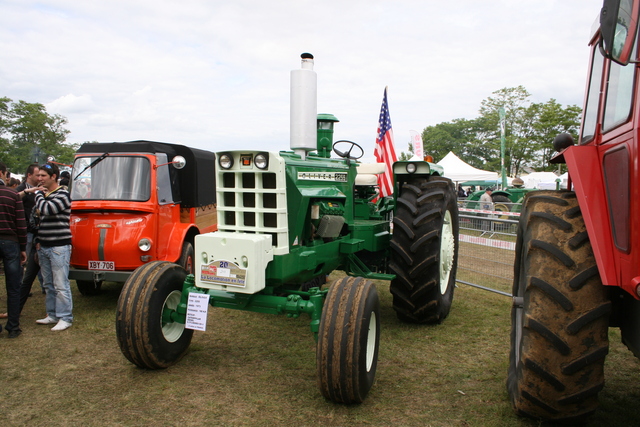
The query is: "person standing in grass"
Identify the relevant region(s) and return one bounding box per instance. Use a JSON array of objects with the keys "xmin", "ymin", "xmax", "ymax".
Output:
[
  {"xmin": 24, "ymin": 162, "xmax": 73, "ymax": 331},
  {"xmin": 17, "ymin": 163, "xmax": 45, "ymax": 309},
  {"xmin": 0, "ymin": 161, "xmax": 27, "ymax": 338}
]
